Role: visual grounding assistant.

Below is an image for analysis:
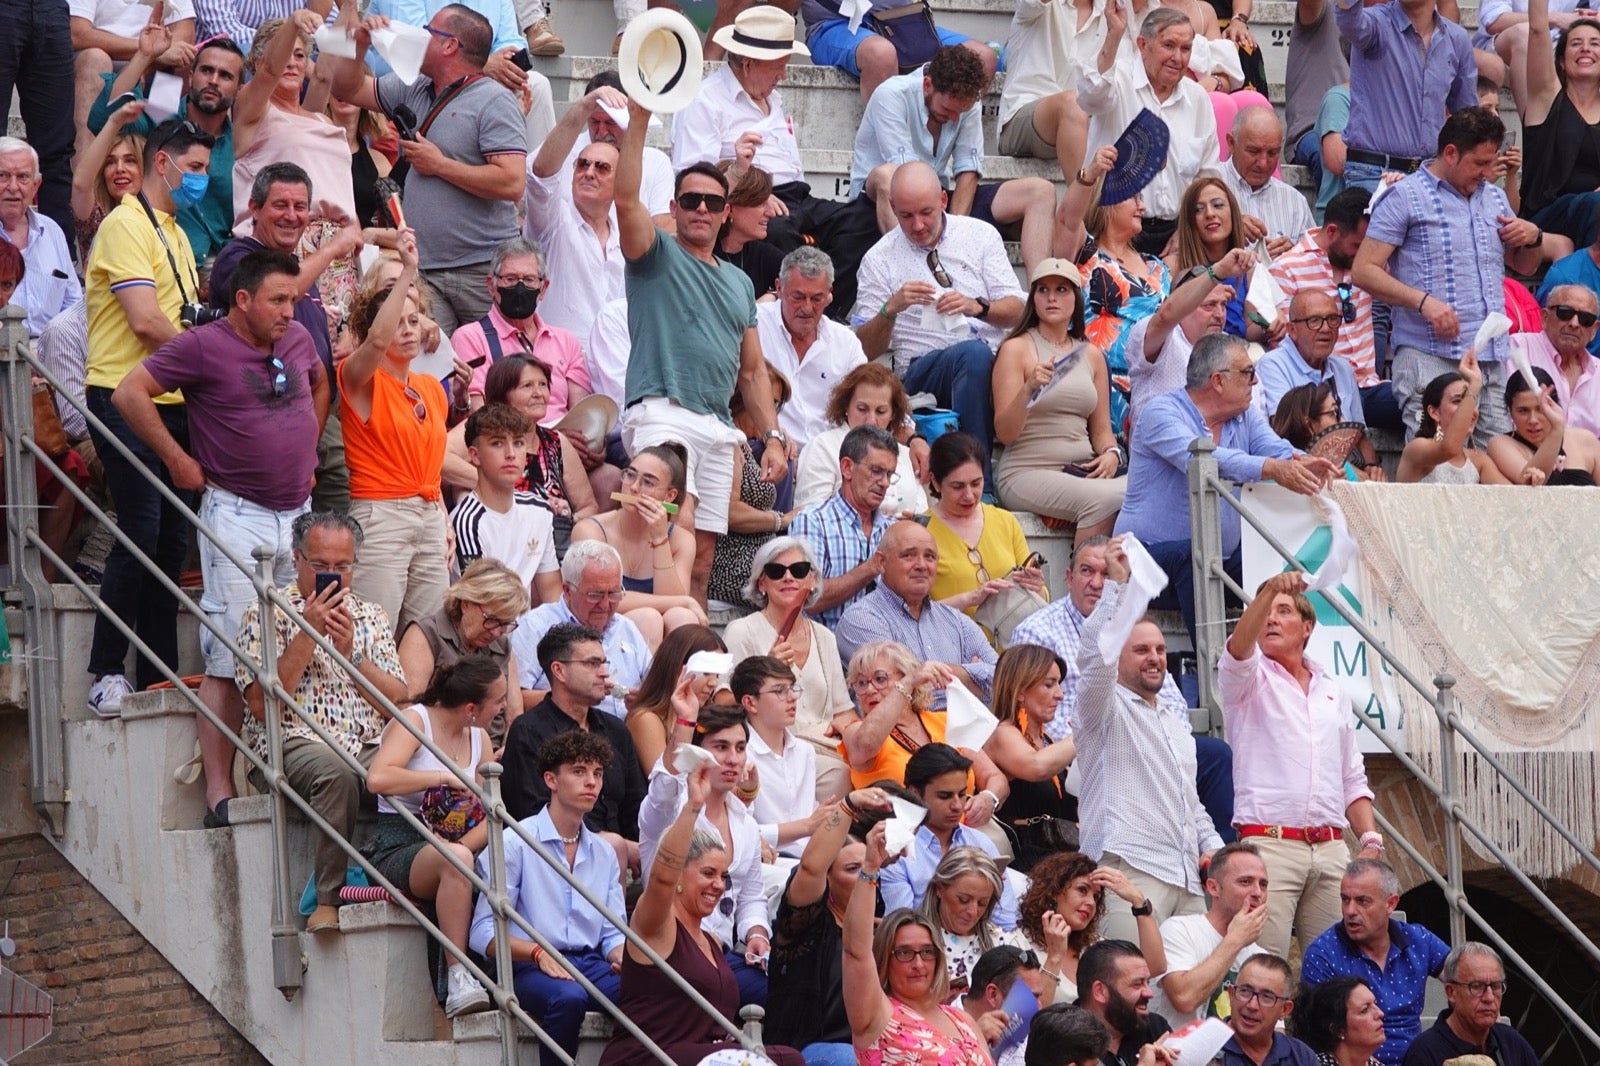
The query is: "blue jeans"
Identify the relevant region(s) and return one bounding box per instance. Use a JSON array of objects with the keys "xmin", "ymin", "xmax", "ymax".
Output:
[
  {"xmin": 1531, "ymin": 192, "xmax": 1600, "ymax": 249},
  {"xmin": 1194, "ymin": 735, "xmax": 1236, "ymax": 844},
  {"xmin": 0, "ymin": 0, "xmax": 74, "ymax": 240},
  {"xmin": 85, "ymin": 387, "xmax": 198, "ymax": 687},
  {"xmin": 902, "ymin": 339, "xmax": 997, "ymax": 483},
  {"xmin": 1144, "ymin": 538, "xmax": 1241, "ymax": 645},
  {"xmin": 1292, "ymin": 129, "xmax": 1324, "ymax": 193},
  {"xmin": 512, "ymin": 950, "xmax": 623, "ymax": 1066},
  {"xmin": 802, "ymin": 1043, "xmax": 858, "ymax": 1066},
  {"xmin": 728, "ymin": 947, "xmax": 767, "ymax": 1007},
  {"xmin": 1359, "ymin": 381, "xmax": 1403, "ymax": 435},
  {"xmin": 1341, "ymin": 160, "xmax": 1385, "ymax": 194}
]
